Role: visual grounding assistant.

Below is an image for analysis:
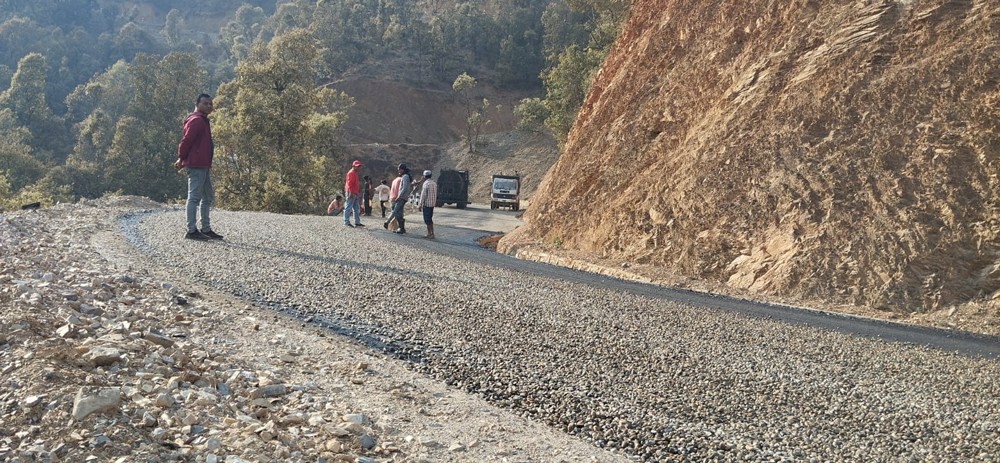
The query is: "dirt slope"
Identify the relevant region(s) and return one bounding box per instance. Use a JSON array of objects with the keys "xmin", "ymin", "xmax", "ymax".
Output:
[
  {"xmin": 505, "ymin": 0, "xmax": 1000, "ymax": 318},
  {"xmin": 329, "ymin": 77, "xmax": 526, "ymax": 145},
  {"xmin": 439, "ymin": 131, "xmax": 559, "ymax": 203}
]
